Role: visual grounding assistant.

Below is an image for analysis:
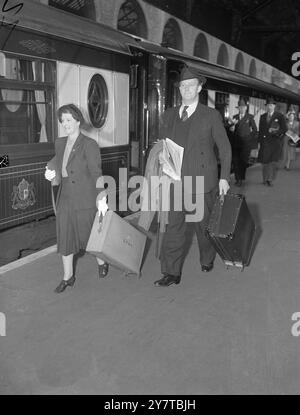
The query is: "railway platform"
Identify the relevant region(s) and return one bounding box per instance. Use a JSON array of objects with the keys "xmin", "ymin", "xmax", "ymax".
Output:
[{"xmin": 0, "ymin": 161, "xmax": 300, "ymax": 395}]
